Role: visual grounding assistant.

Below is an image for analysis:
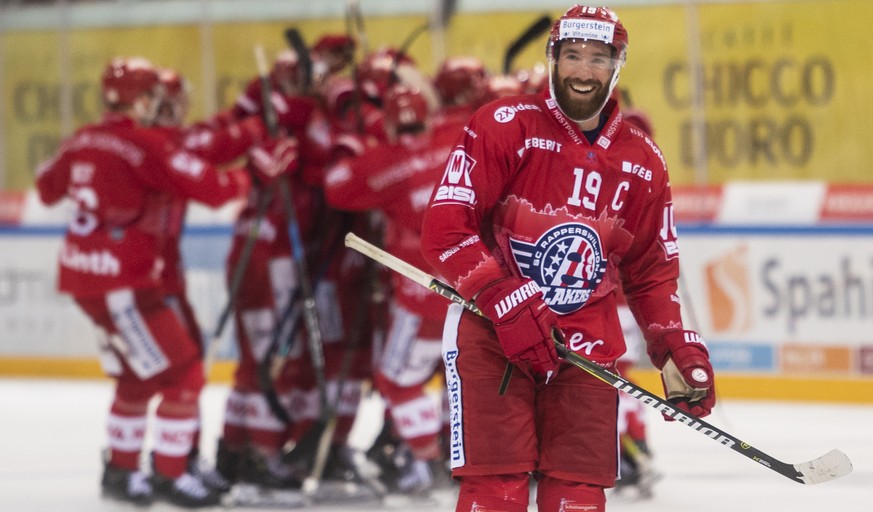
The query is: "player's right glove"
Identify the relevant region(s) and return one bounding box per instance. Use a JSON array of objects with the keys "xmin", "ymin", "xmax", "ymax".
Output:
[
  {"xmin": 247, "ymin": 136, "xmax": 299, "ymax": 187},
  {"xmin": 474, "ymin": 277, "xmax": 559, "ymax": 378},
  {"xmin": 649, "ymin": 329, "xmax": 716, "ymax": 419}
]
